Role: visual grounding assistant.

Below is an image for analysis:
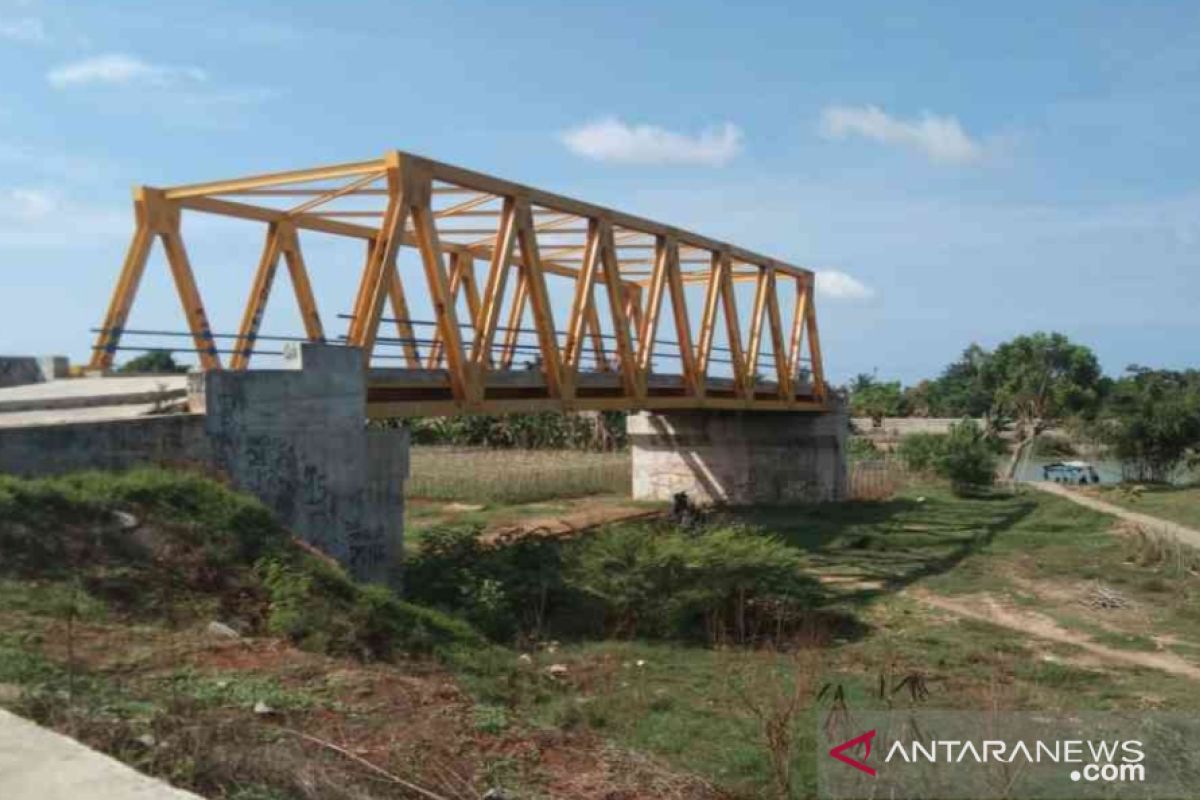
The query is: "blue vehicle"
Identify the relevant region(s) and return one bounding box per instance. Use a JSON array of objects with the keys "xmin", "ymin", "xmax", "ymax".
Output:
[{"xmin": 1042, "ymin": 461, "xmax": 1100, "ymax": 485}]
